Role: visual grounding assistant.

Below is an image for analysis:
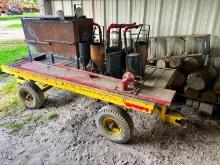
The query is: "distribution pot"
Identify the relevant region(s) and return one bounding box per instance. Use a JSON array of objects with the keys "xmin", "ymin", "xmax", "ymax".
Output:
[{"xmin": 90, "ymin": 43, "xmax": 105, "ymax": 73}]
